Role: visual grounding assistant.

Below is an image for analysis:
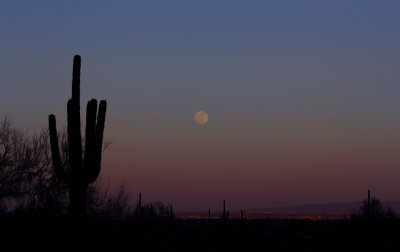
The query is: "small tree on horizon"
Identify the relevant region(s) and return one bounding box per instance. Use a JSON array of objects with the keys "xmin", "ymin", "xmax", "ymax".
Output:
[
  {"xmin": 360, "ymin": 196, "xmax": 384, "ymax": 220},
  {"xmin": 353, "ymin": 190, "xmax": 396, "ymax": 221}
]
